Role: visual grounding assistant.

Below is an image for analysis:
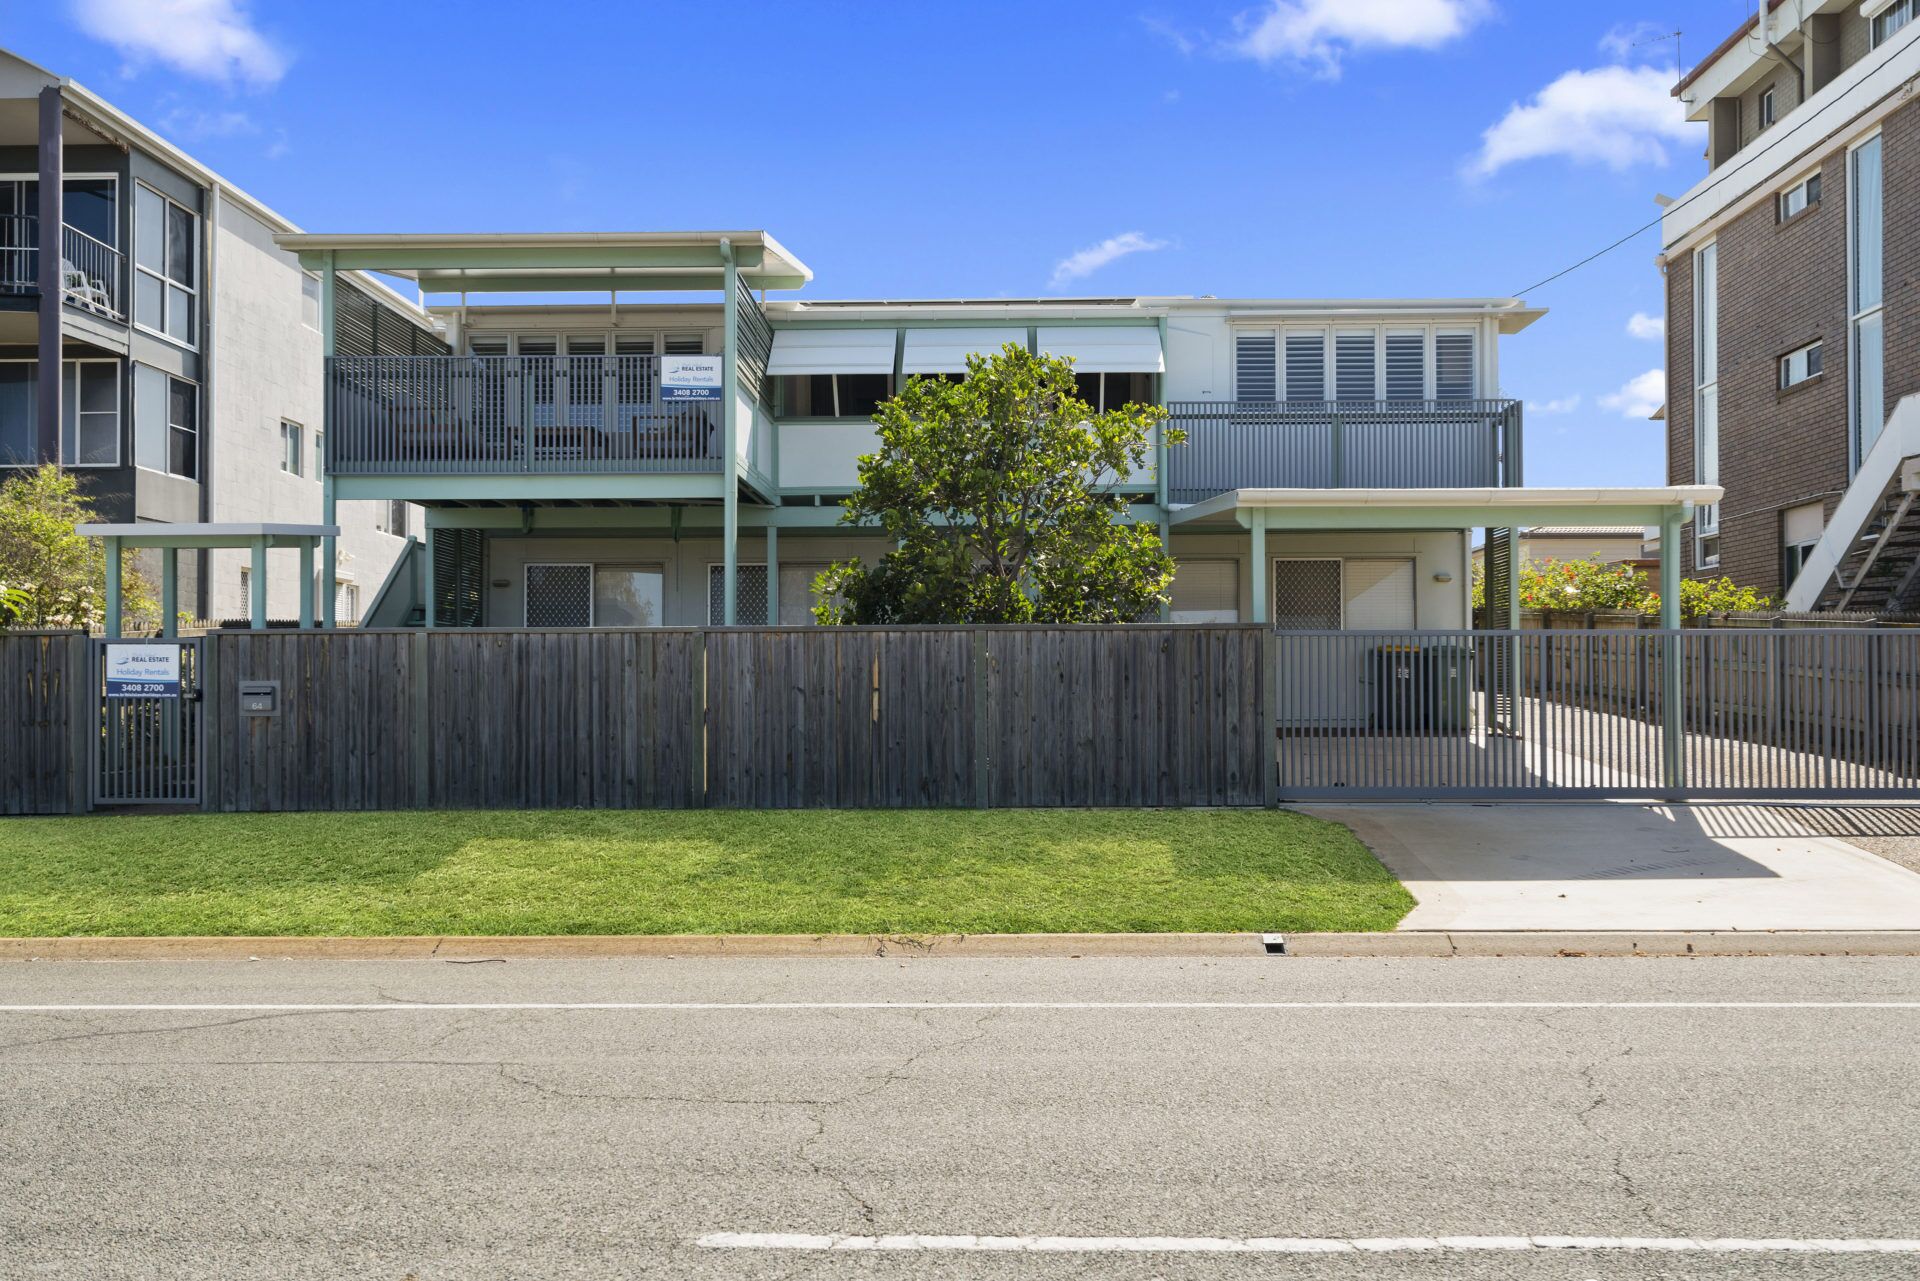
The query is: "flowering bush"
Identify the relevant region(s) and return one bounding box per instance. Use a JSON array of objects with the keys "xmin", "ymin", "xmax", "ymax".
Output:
[
  {"xmin": 1642, "ymin": 575, "xmax": 1774, "ymax": 621},
  {"xmin": 1471, "ymin": 556, "xmax": 1774, "ymax": 621}
]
